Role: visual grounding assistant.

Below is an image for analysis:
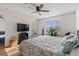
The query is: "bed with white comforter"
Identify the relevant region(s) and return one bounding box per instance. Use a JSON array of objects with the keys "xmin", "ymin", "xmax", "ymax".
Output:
[
  {"xmin": 19, "ymin": 35, "xmax": 66, "ymax": 56},
  {"xmin": 19, "ymin": 35, "xmax": 79, "ymax": 56}
]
